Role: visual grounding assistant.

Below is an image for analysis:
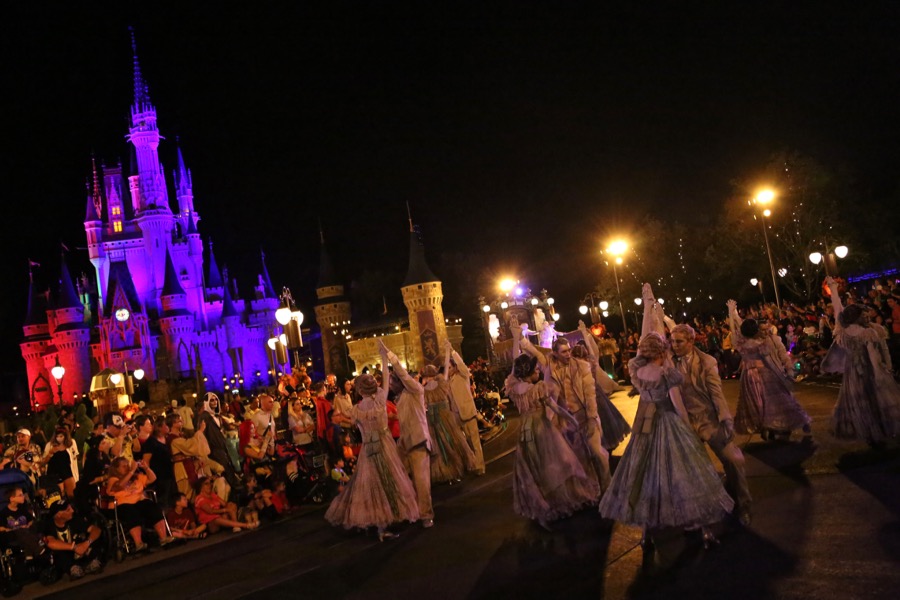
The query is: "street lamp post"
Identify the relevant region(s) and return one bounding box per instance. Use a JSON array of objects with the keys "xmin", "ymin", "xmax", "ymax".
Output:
[
  {"xmin": 606, "ymin": 240, "xmax": 630, "ymax": 336},
  {"xmin": 753, "ymin": 189, "xmax": 781, "ymax": 308},
  {"xmin": 809, "ymin": 245, "xmax": 848, "ymax": 278},
  {"xmin": 50, "ymin": 356, "xmax": 65, "ymax": 408},
  {"xmin": 276, "ymin": 287, "xmax": 304, "ymax": 369}
]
